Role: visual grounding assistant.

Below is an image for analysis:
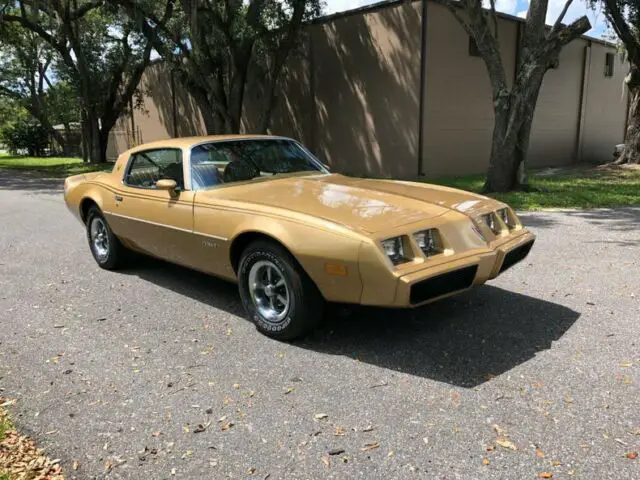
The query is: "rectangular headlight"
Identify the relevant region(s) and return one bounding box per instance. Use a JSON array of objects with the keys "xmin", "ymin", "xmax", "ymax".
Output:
[
  {"xmin": 497, "ymin": 208, "xmax": 516, "ymax": 229},
  {"xmin": 413, "ymin": 229, "xmax": 442, "ymax": 257},
  {"xmin": 381, "ymin": 236, "xmax": 409, "ymax": 265},
  {"xmin": 482, "ymin": 213, "xmax": 502, "ymax": 235}
]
